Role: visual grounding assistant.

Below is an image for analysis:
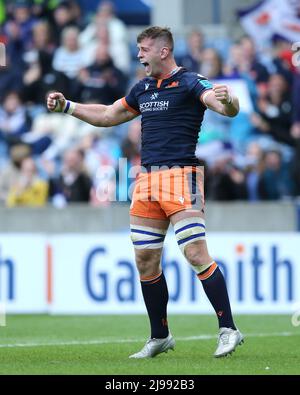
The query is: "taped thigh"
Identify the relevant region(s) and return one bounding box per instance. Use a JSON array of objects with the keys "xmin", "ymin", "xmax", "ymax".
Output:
[
  {"xmin": 173, "ymin": 217, "xmax": 206, "ymax": 254},
  {"xmin": 130, "ymin": 224, "xmax": 167, "ymax": 249}
]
